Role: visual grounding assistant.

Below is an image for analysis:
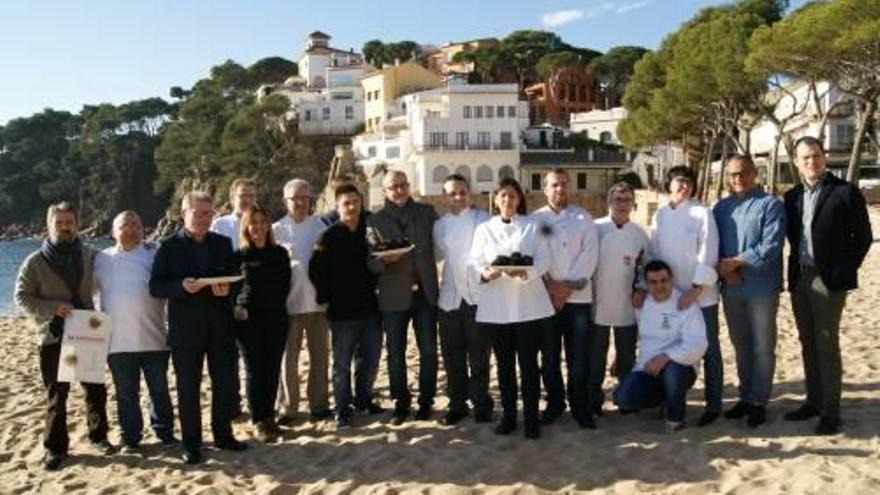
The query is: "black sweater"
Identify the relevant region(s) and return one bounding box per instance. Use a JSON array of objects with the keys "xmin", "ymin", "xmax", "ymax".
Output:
[
  {"xmin": 309, "ymin": 221, "xmax": 379, "ymax": 321},
  {"xmin": 234, "ymin": 244, "xmax": 291, "ymax": 318}
]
